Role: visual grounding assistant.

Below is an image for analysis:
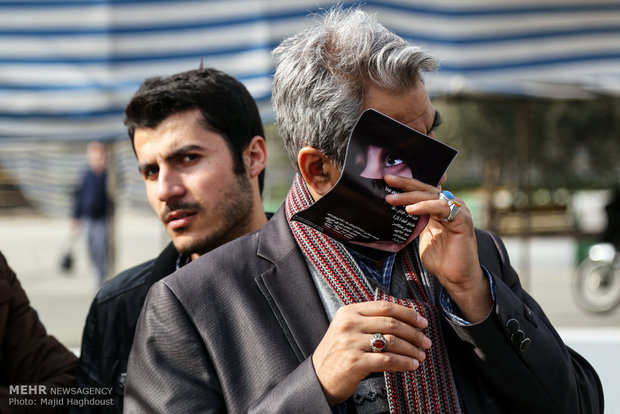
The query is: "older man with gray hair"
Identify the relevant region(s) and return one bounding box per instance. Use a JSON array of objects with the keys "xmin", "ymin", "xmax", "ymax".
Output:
[{"xmin": 124, "ymin": 8, "xmax": 603, "ymax": 413}]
